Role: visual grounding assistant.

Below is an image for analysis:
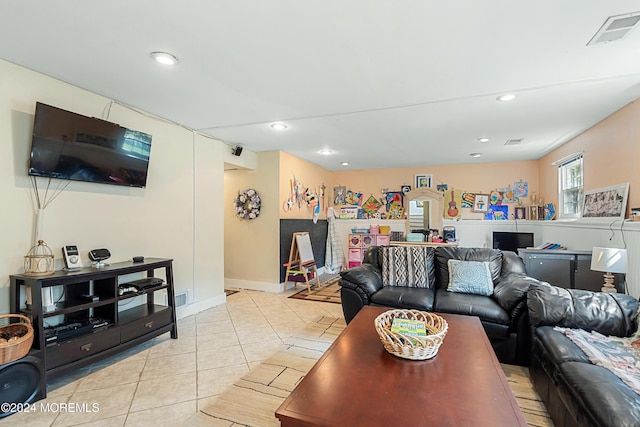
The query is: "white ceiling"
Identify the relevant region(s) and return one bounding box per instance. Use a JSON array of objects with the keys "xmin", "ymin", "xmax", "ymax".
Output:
[{"xmin": 2, "ymin": 1, "xmax": 640, "ymax": 171}]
